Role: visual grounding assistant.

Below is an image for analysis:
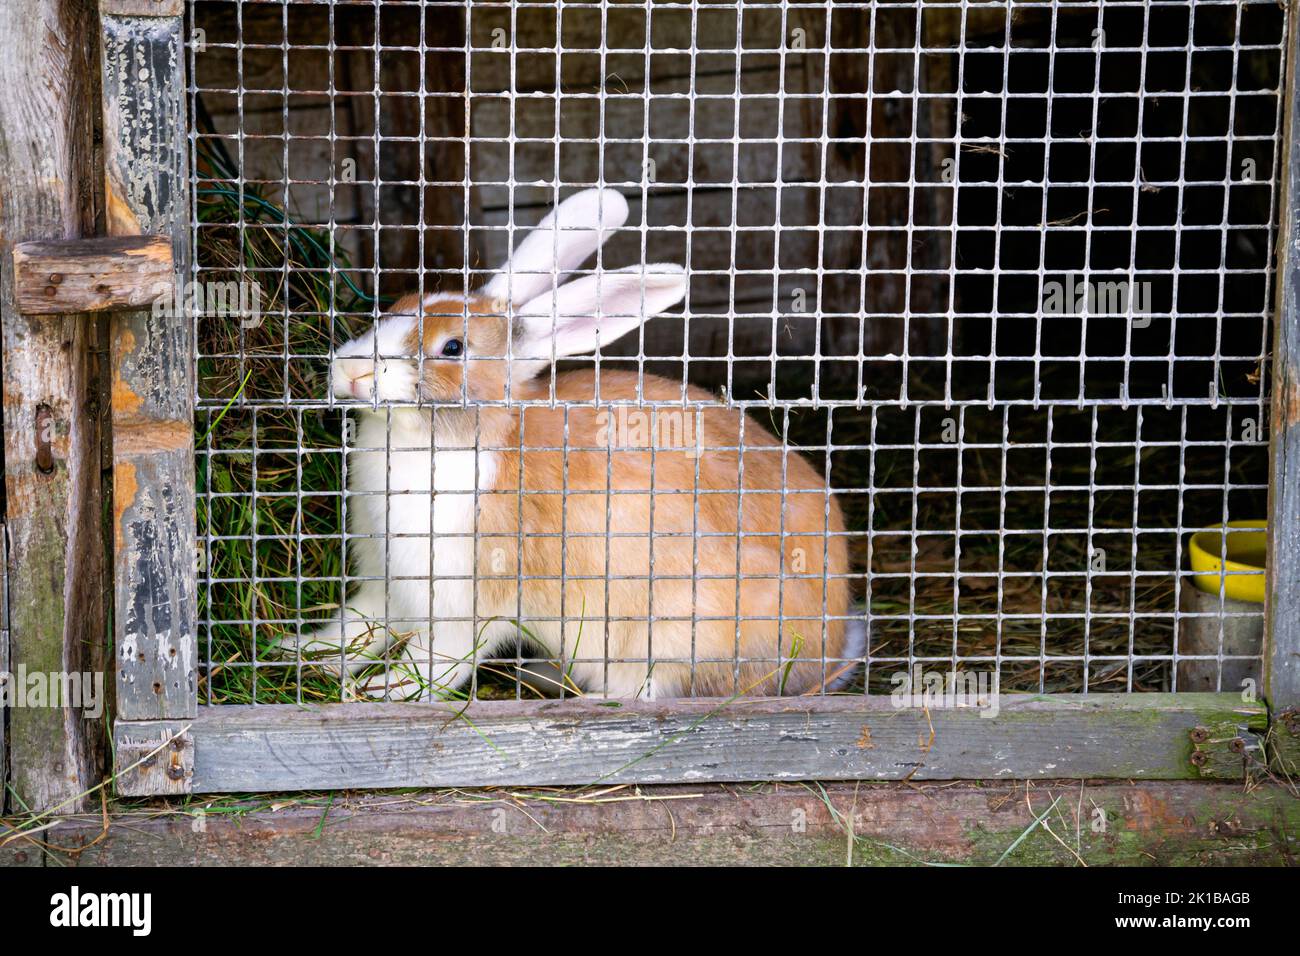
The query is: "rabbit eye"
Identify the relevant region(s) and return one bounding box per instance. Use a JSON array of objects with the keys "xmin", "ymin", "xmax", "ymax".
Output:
[{"xmin": 439, "ymin": 338, "xmax": 464, "ymax": 358}]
